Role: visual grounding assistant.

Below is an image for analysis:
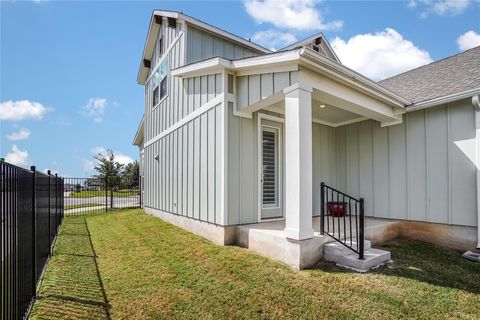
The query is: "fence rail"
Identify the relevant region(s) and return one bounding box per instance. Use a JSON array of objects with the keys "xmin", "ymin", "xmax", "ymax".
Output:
[
  {"xmin": 63, "ymin": 176, "xmax": 141, "ymax": 215},
  {"xmin": 1, "ymin": 161, "xmax": 64, "ymax": 320},
  {"xmin": 320, "ymin": 182, "xmax": 365, "ymax": 260}
]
